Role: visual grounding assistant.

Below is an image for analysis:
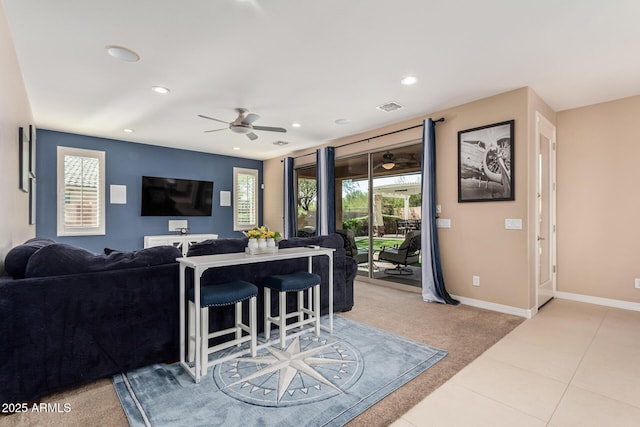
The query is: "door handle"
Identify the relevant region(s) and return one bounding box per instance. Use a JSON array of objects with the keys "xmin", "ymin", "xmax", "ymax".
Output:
[{"xmin": 537, "ymin": 236, "xmax": 545, "ymax": 241}]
